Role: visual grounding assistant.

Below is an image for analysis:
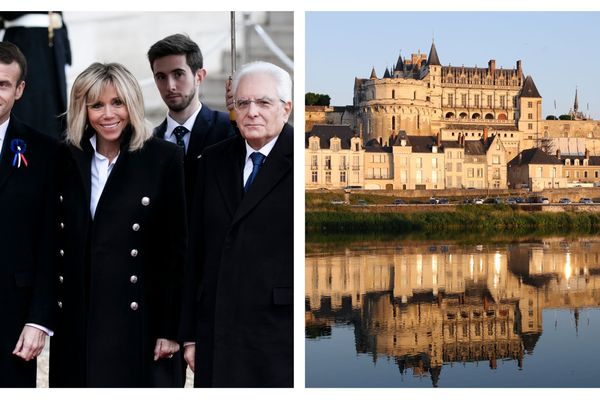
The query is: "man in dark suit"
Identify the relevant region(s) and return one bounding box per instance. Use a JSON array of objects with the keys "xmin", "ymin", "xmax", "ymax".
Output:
[
  {"xmin": 147, "ymin": 34, "xmax": 234, "ymax": 206},
  {"xmin": 0, "ymin": 41, "xmax": 56, "ymax": 387},
  {"xmin": 181, "ymin": 61, "xmax": 293, "ymax": 387}
]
